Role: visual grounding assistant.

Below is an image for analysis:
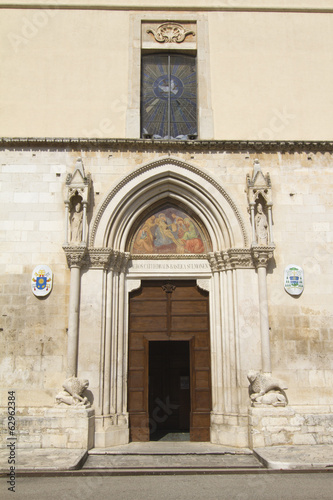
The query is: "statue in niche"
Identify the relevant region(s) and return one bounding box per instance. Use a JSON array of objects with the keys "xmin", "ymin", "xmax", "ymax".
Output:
[
  {"xmin": 55, "ymin": 376, "xmax": 90, "ymax": 407},
  {"xmin": 70, "ymin": 201, "xmax": 83, "ymax": 244},
  {"xmin": 247, "ymin": 371, "xmax": 288, "ymax": 407},
  {"xmin": 255, "ymin": 203, "xmax": 268, "ymax": 245}
]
